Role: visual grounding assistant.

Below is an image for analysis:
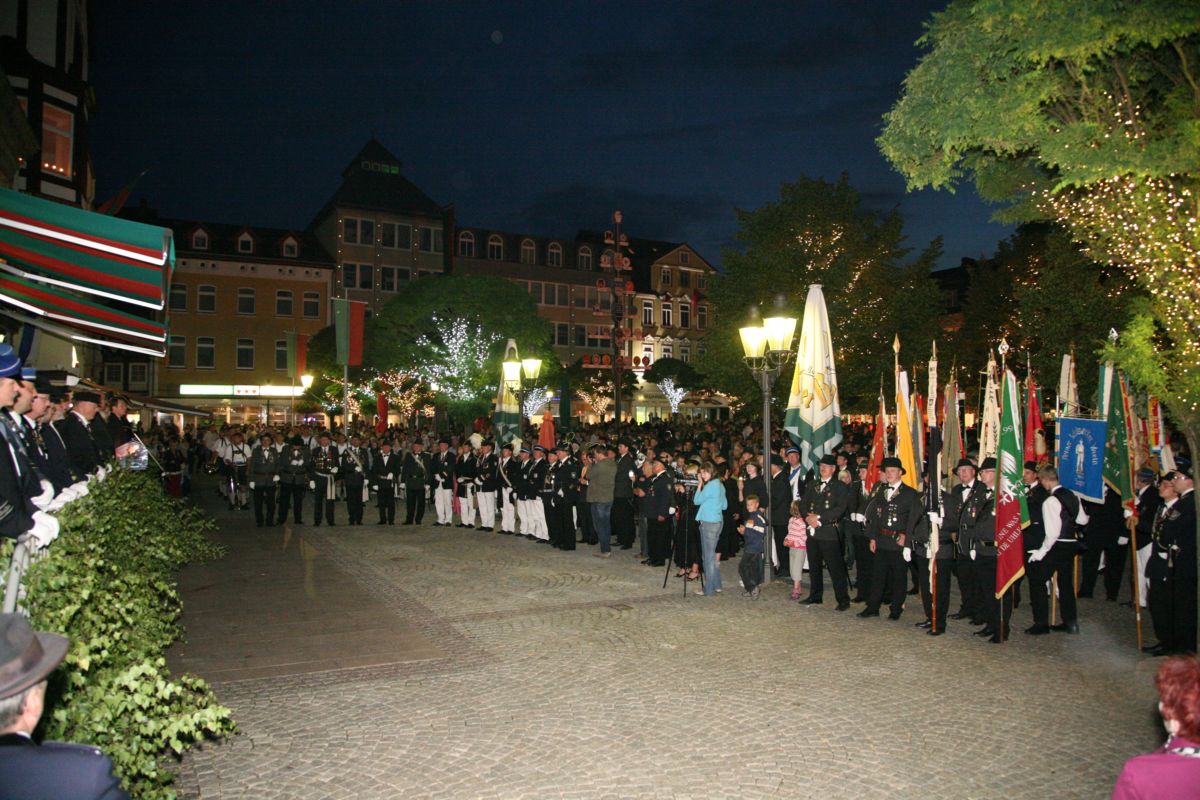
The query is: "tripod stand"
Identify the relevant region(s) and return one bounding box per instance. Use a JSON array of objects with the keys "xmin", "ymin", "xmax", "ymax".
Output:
[{"xmin": 662, "ymin": 482, "xmax": 700, "ymax": 597}]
